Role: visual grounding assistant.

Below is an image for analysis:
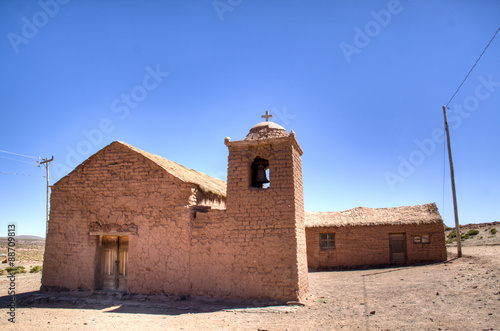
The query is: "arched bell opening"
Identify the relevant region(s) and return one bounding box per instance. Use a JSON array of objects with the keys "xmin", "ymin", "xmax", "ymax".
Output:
[{"xmin": 251, "ymin": 157, "xmax": 270, "ymax": 189}]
